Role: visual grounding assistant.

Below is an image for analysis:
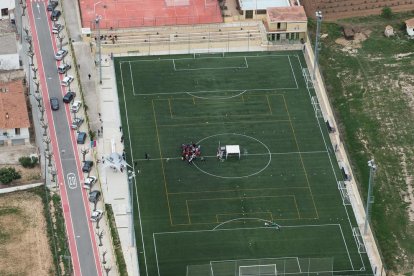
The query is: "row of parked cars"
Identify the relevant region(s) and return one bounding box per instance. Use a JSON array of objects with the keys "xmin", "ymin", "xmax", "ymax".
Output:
[{"xmin": 47, "ymin": 1, "xmax": 103, "ymax": 222}]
